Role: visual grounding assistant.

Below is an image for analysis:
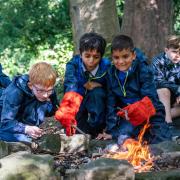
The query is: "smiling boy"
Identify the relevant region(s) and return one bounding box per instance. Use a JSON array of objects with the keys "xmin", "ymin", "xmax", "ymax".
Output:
[
  {"xmin": 97, "ymin": 35, "xmax": 171, "ymax": 144},
  {"xmin": 0, "ymin": 62, "xmax": 58, "ymax": 143},
  {"xmin": 55, "ymin": 32, "xmax": 111, "ymax": 137}
]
